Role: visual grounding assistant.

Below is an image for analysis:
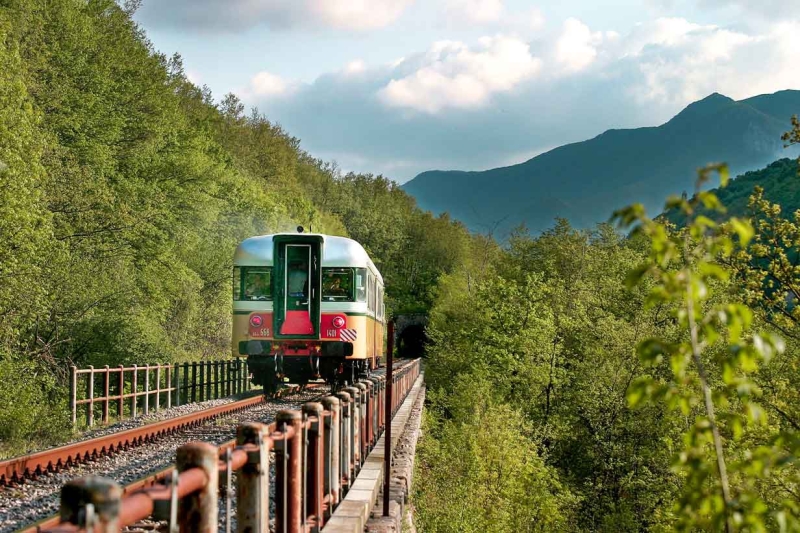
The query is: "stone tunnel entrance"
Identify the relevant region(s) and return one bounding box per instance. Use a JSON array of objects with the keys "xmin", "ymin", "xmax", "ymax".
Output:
[{"xmin": 394, "ymin": 314, "xmax": 428, "ymax": 358}]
